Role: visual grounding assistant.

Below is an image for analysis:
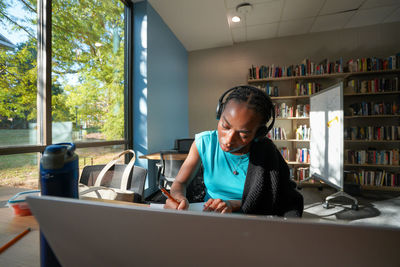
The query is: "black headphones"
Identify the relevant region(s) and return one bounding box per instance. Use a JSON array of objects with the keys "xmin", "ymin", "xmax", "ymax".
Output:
[{"xmin": 216, "ymin": 85, "xmax": 275, "ymax": 140}]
